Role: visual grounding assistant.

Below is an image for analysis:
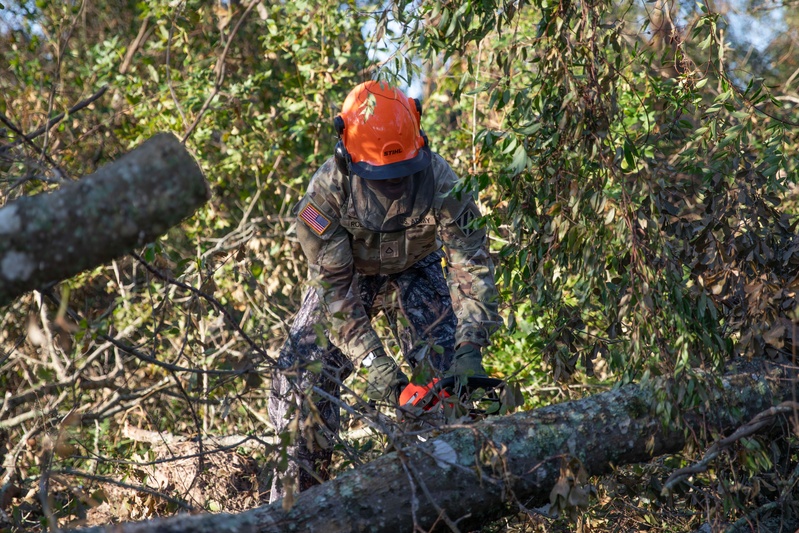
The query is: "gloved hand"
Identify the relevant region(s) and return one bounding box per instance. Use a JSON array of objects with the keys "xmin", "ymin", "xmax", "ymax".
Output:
[
  {"xmin": 446, "ymin": 343, "xmax": 487, "ymax": 378},
  {"xmin": 363, "ymin": 347, "xmax": 409, "ymax": 403}
]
